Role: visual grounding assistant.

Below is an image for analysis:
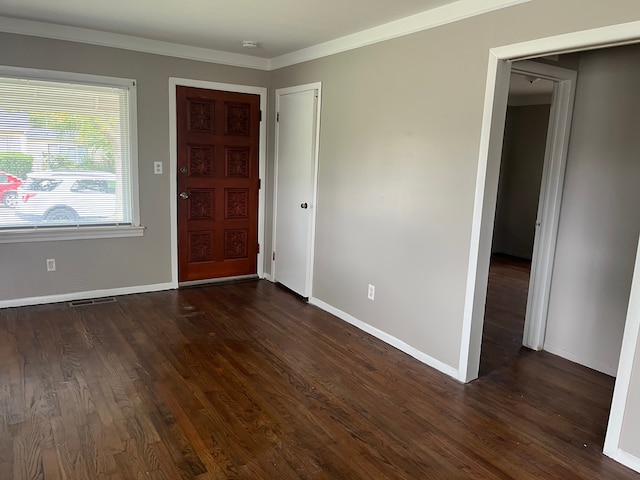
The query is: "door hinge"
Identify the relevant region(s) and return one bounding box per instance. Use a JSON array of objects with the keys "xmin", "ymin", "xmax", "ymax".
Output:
[
  {"xmin": 258, "ymin": 178, "xmax": 261, "ymax": 189},
  {"xmin": 257, "ymin": 243, "xmax": 260, "ymax": 254},
  {"xmin": 259, "ymin": 110, "xmax": 263, "ymax": 122},
  {"xmin": 272, "ymin": 252, "xmax": 276, "ymax": 261},
  {"xmin": 277, "ymin": 112, "xmax": 280, "ymax": 122}
]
